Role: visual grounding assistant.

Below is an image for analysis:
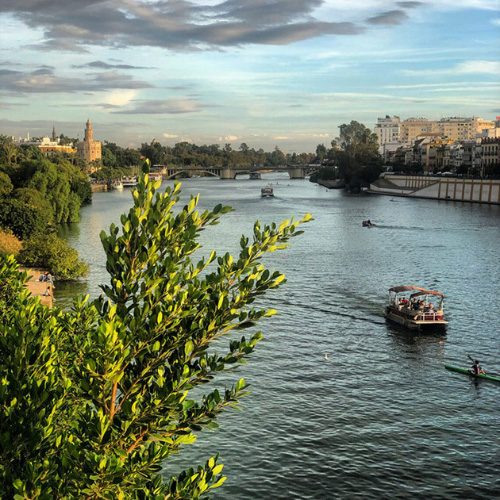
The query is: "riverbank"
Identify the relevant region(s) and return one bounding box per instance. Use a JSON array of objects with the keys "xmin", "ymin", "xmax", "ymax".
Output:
[
  {"xmin": 368, "ymin": 174, "xmax": 500, "ymax": 204},
  {"xmin": 20, "ymin": 267, "xmax": 54, "ymax": 307}
]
